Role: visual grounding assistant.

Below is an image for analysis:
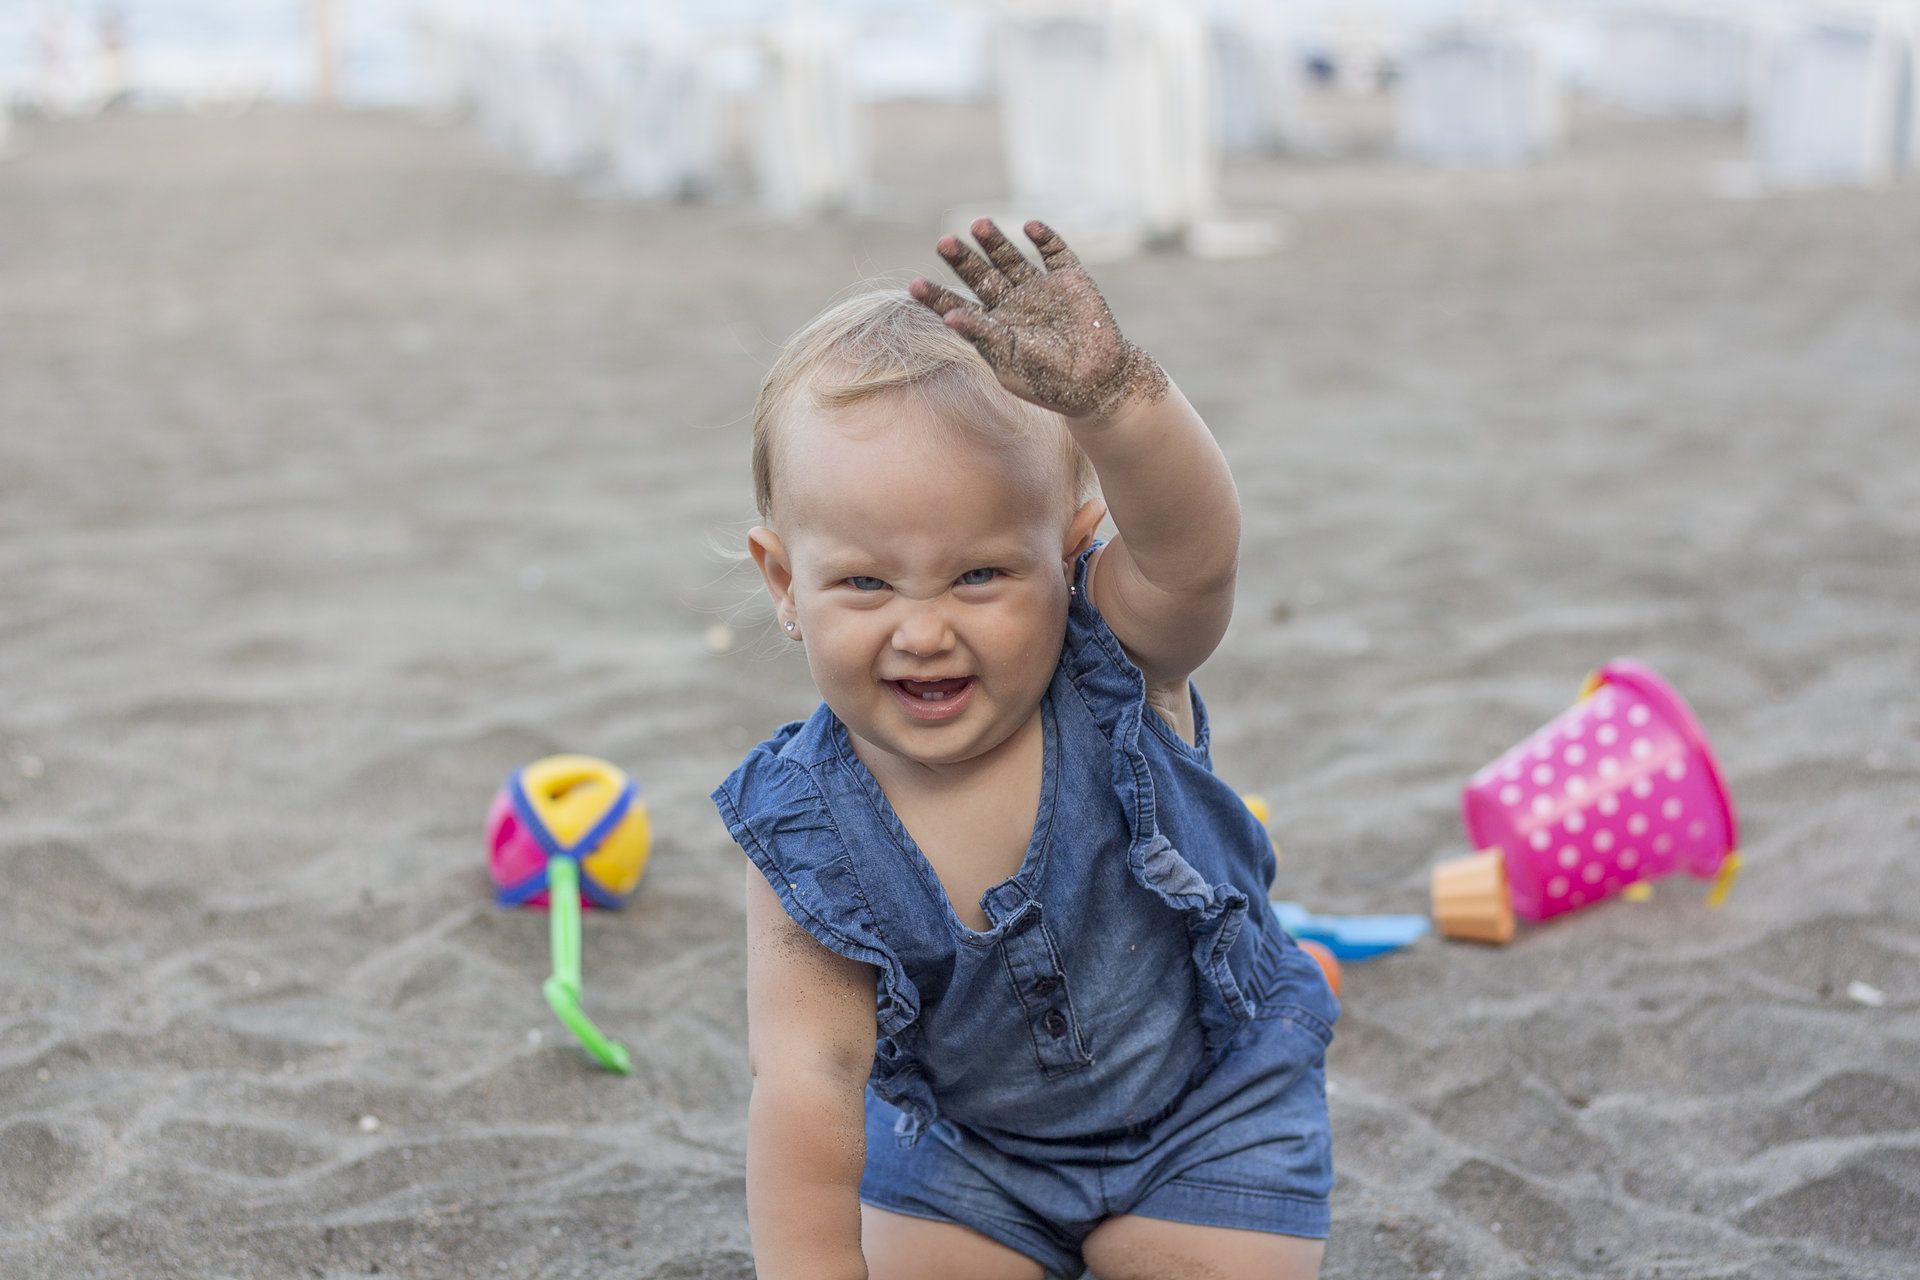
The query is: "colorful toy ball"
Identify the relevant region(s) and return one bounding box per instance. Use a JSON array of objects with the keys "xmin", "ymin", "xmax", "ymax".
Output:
[
  {"xmin": 488, "ymin": 754, "xmax": 648, "ymax": 1074},
  {"xmin": 487, "ymin": 755, "xmax": 651, "ymax": 909}
]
